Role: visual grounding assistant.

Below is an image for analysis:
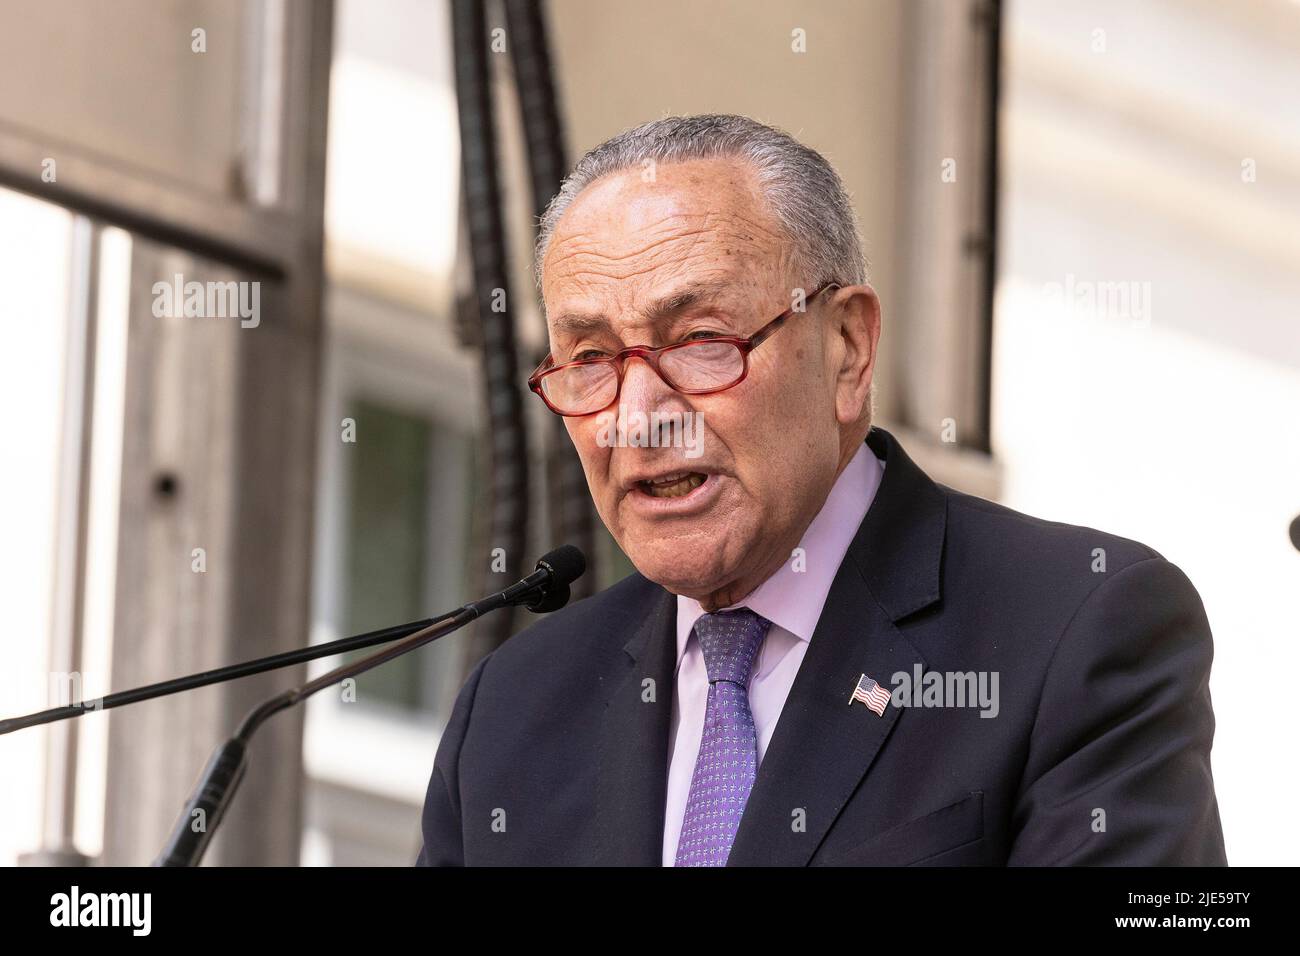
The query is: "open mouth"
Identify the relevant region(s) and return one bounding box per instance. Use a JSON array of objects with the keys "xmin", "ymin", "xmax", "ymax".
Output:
[{"xmin": 636, "ymin": 472, "xmax": 707, "ymax": 498}]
